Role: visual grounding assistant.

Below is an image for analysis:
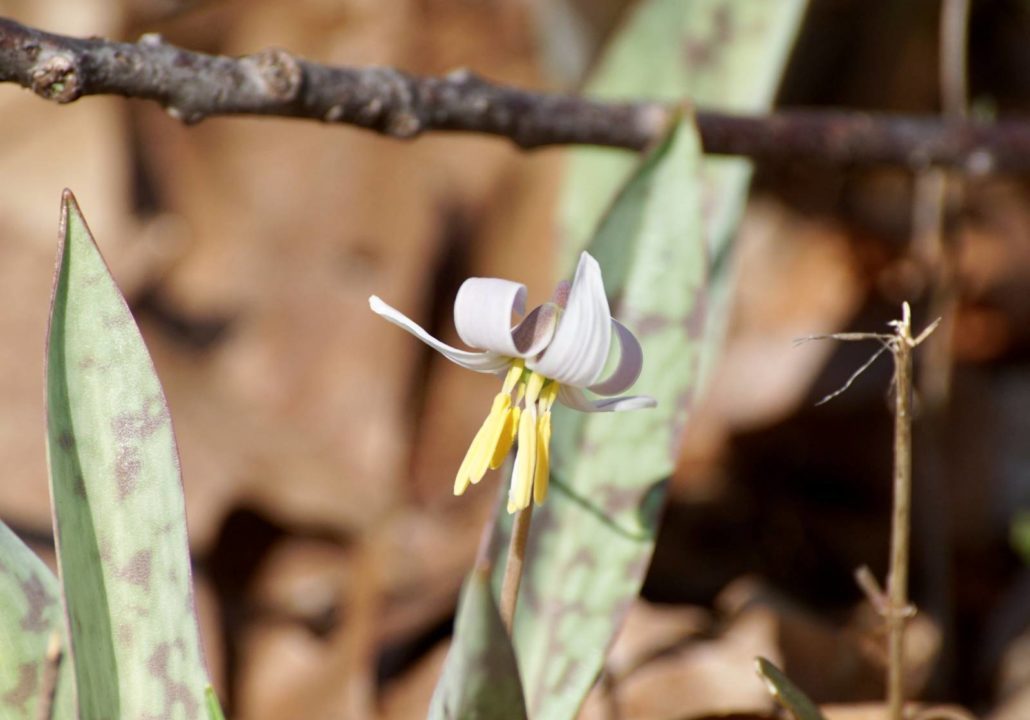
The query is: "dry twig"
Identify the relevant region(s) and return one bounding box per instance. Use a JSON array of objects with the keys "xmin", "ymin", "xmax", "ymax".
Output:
[
  {"xmin": 799, "ymin": 304, "xmax": 939, "ymax": 720},
  {"xmin": 3, "ymin": 16, "xmax": 1030, "ymax": 171}
]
